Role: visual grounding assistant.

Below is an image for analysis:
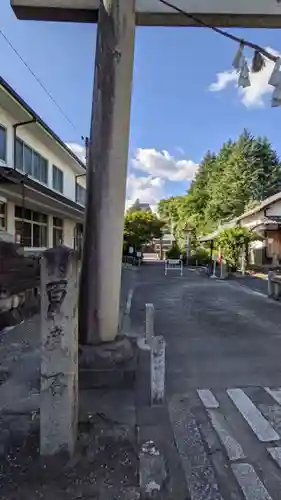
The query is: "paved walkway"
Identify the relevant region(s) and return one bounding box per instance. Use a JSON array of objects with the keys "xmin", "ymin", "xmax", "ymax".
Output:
[
  {"xmin": 131, "ymin": 263, "xmax": 281, "ymax": 500},
  {"xmin": 231, "ymin": 273, "xmax": 269, "ymax": 297}
]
